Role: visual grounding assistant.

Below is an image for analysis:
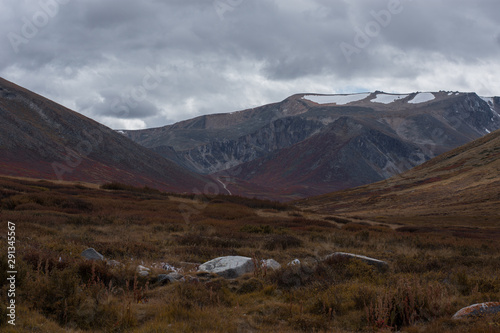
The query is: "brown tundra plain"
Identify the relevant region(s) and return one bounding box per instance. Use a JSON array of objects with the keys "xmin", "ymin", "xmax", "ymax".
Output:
[{"xmin": 0, "ymin": 175, "xmax": 499, "ymax": 332}]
